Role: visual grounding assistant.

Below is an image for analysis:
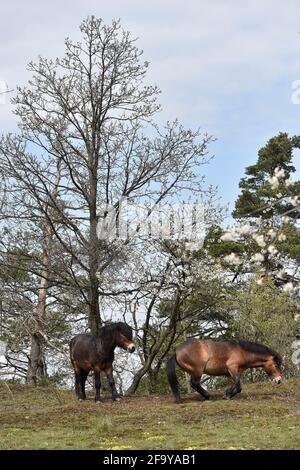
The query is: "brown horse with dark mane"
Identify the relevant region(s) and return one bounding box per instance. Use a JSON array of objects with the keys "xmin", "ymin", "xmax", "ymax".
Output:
[
  {"xmin": 167, "ymin": 338, "xmax": 282, "ymax": 403},
  {"xmin": 70, "ymin": 322, "xmax": 135, "ymax": 402}
]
